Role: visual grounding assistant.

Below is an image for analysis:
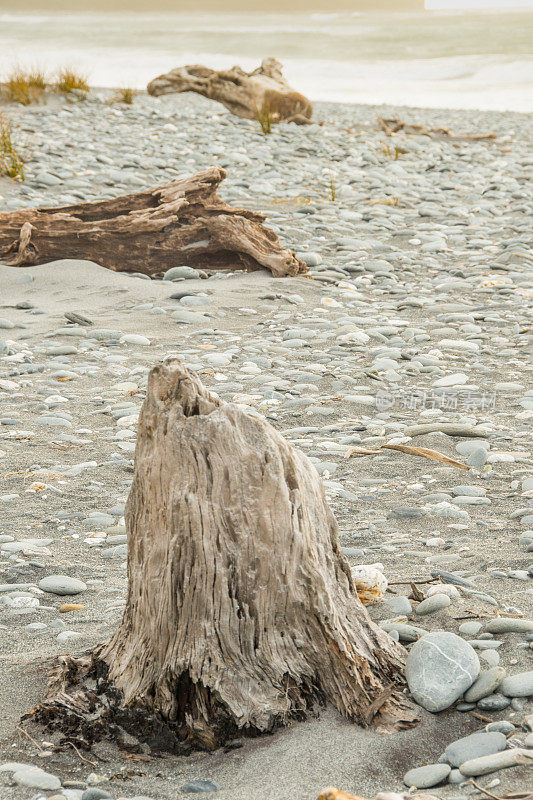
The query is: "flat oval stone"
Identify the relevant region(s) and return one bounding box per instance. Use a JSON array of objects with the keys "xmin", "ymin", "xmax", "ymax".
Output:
[
  {"xmin": 485, "ymin": 618, "xmax": 533, "ymax": 634},
  {"xmin": 499, "ymin": 671, "xmax": 533, "ymax": 697},
  {"xmin": 459, "ymin": 749, "xmax": 531, "ymax": 777},
  {"xmin": 476, "ymin": 693, "xmax": 511, "ymax": 711},
  {"xmin": 163, "ymin": 266, "xmax": 201, "ymax": 281},
  {"xmin": 120, "ymin": 334, "xmax": 151, "ymax": 346},
  {"xmin": 39, "ymin": 575, "xmax": 87, "ymax": 595},
  {"xmin": 443, "ymin": 731, "xmax": 507, "ymax": 767},
  {"xmin": 415, "ymin": 593, "xmax": 452, "ymax": 616},
  {"xmin": 13, "ymin": 767, "xmax": 61, "ymax": 790},
  {"xmin": 464, "ymin": 667, "xmax": 506, "ymax": 702},
  {"xmin": 380, "ymin": 622, "xmax": 427, "ymax": 642},
  {"xmin": 36, "ymin": 415, "xmax": 72, "ymax": 427},
  {"xmin": 181, "ymin": 779, "xmax": 219, "ymax": 793},
  {"xmin": 403, "ymin": 763, "xmax": 451, "ymax": 788}
]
